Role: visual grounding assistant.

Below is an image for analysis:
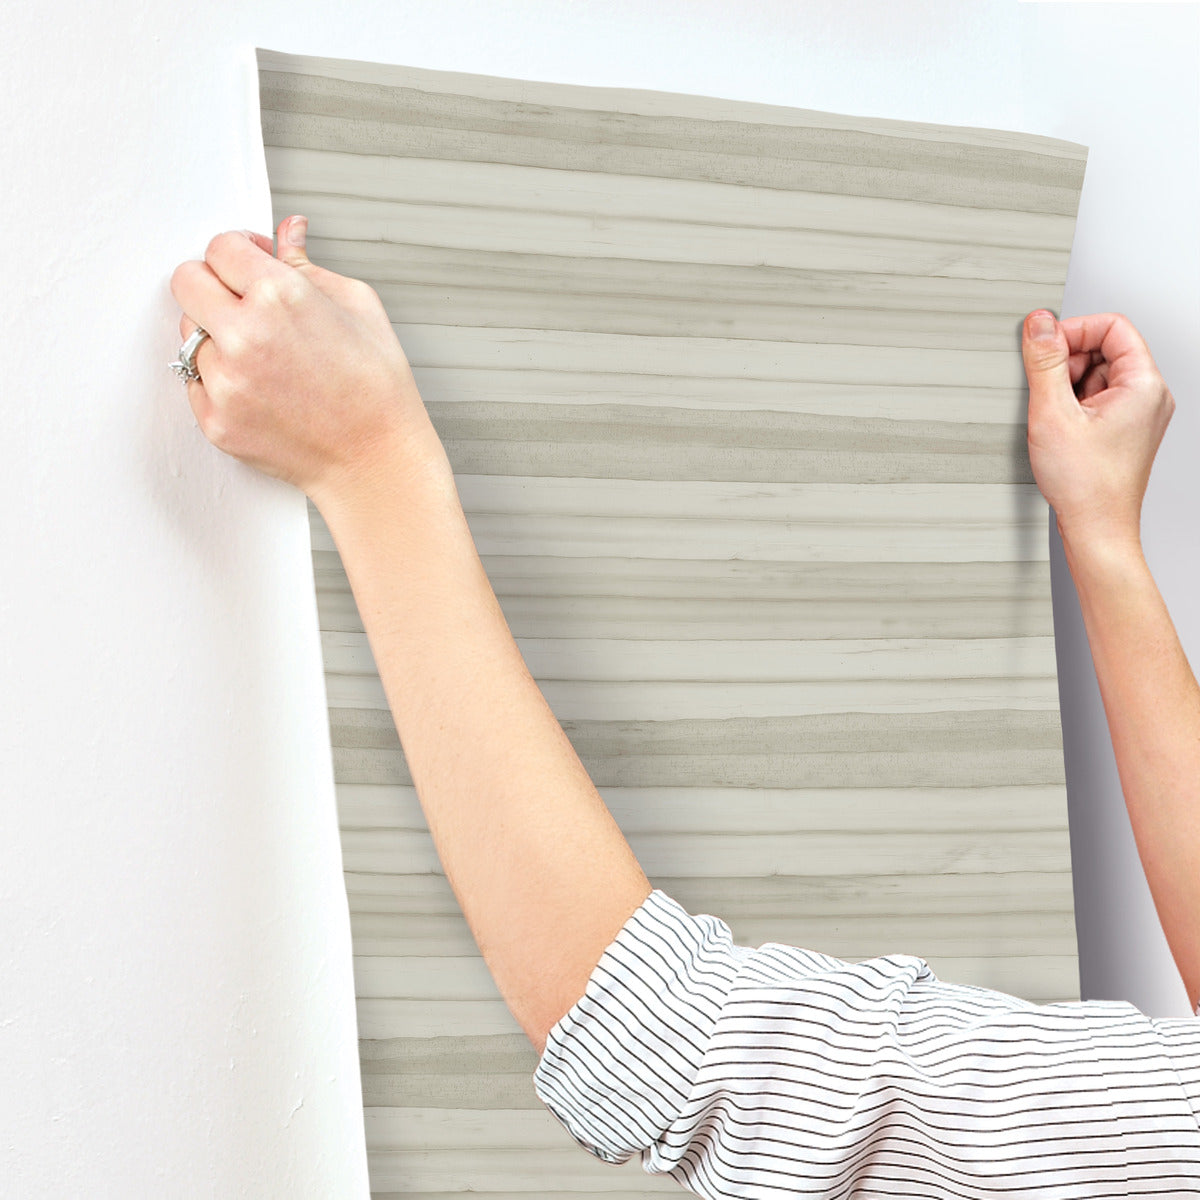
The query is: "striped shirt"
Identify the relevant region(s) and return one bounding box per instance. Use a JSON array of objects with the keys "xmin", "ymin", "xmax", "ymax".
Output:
[{"xmin": 533, "ymin": 887, "xmax": 1200, "ymax": 1197}]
